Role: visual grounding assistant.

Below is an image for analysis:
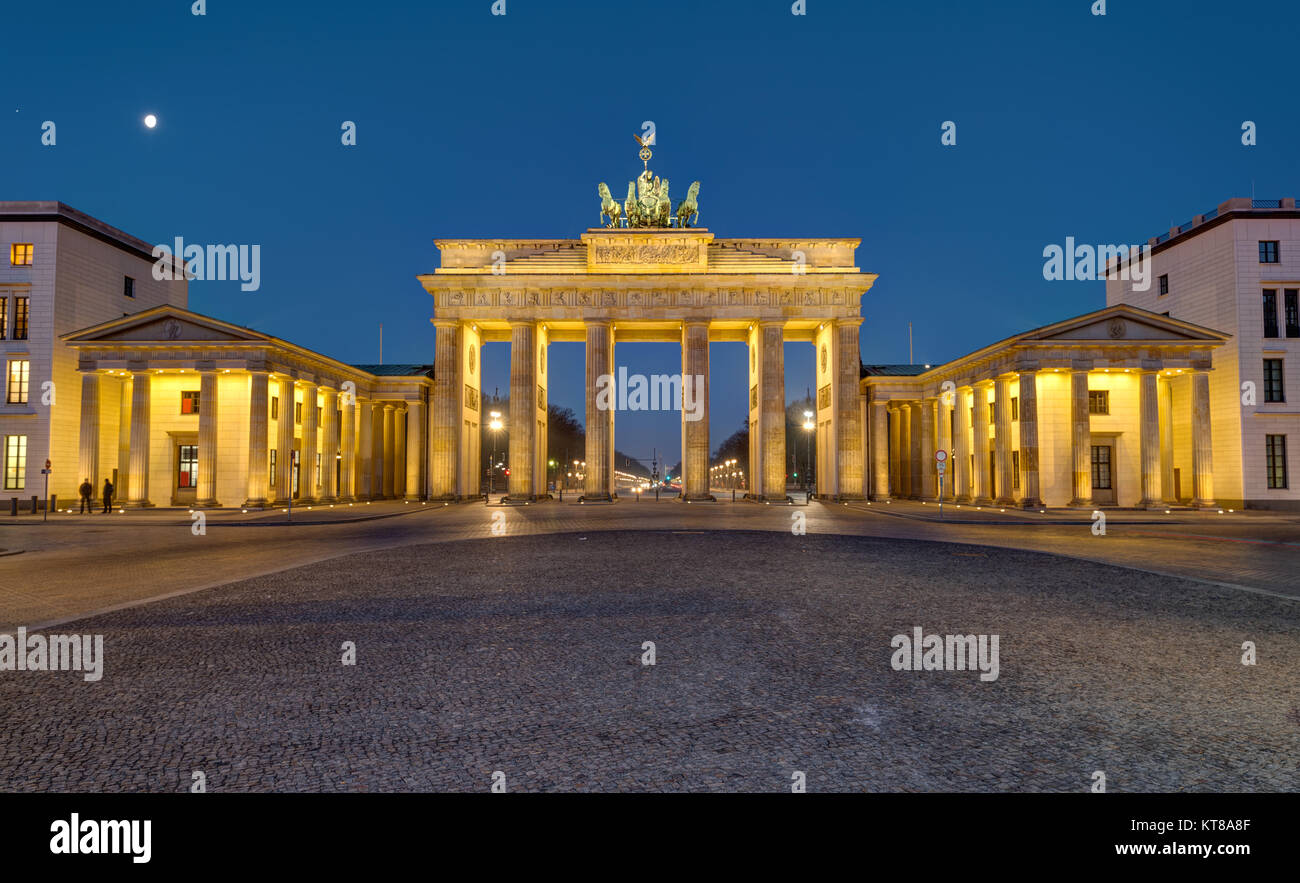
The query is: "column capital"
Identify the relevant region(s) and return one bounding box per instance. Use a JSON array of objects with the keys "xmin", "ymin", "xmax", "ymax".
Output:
[{"xmin": 833, "ymin": 316, "xmax": 865, "ymax": 329}]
